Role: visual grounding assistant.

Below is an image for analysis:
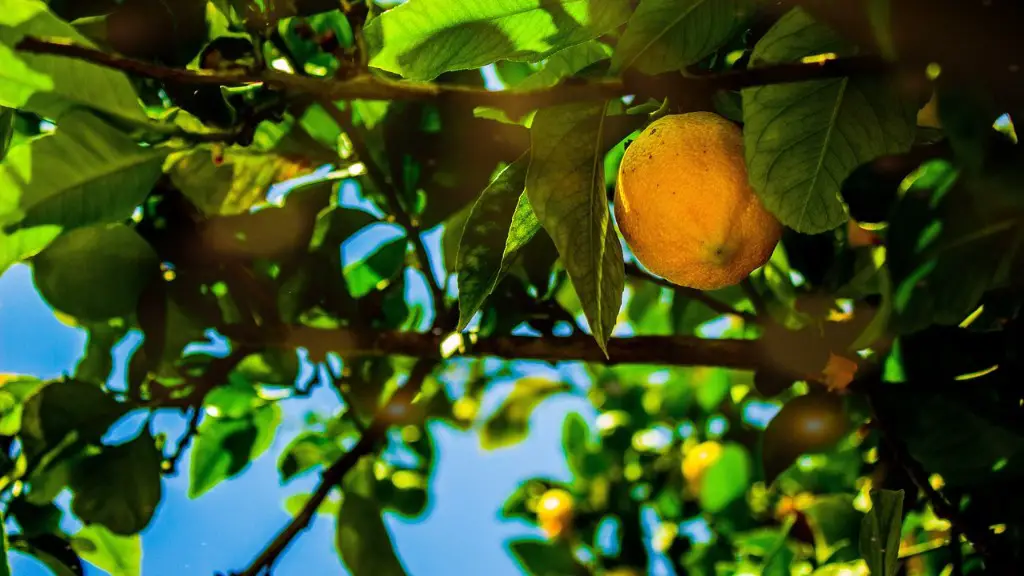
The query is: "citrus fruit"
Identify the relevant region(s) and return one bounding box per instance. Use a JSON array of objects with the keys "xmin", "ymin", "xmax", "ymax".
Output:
[
  {"xmin": 615, "ymin": 112, "xmax": 782, "ymax": 290},
  {"xmin": 536, "ymin": 488, "xmax": 574, "ymax": 539},
  {"xmin": 681, "ymin": 440, "xmax": 723, "ymax": 492}
]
